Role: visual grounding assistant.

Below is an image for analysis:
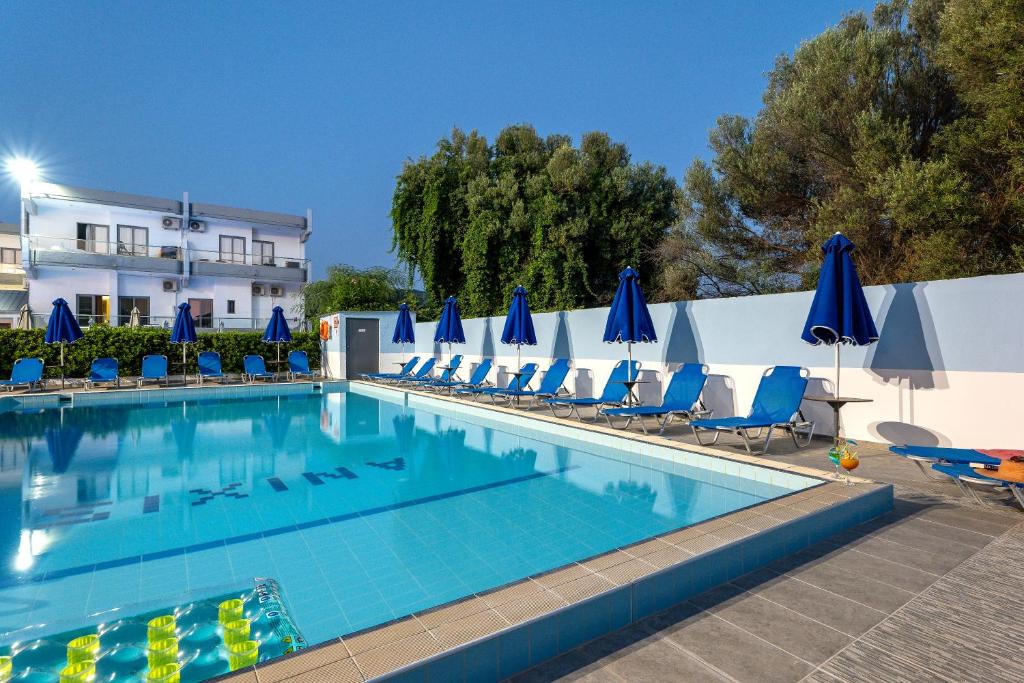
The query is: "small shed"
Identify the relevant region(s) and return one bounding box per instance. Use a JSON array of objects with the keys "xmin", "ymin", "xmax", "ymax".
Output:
[{"xmin": 319, "ymin": 310, "xmax": 417, "ymax": 379}]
